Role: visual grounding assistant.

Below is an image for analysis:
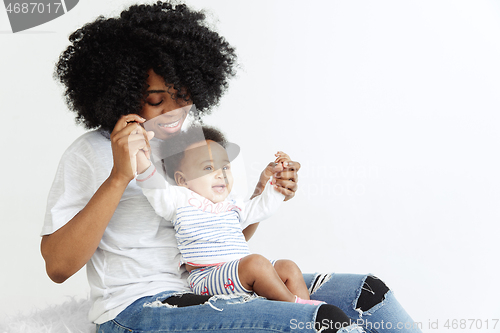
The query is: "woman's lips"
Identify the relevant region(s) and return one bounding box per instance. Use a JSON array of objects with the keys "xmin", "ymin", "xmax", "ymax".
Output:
[
  {"xmin": 159, "ymin": 119, "xmax": 180, "ymax": 128},
  {"xmin": 158, "ymin": 118, "xmax": 182, "ymax": 133}
]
